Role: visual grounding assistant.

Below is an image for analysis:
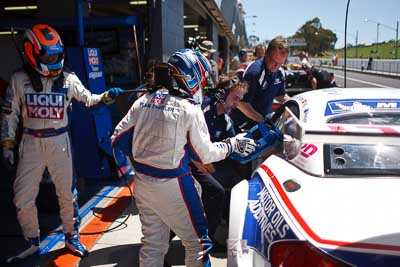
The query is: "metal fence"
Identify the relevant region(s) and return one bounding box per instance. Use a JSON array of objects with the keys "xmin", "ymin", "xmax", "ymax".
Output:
[{"xmin": 311, "ymin": 58, "xmax": 400, "ymax": 75}]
